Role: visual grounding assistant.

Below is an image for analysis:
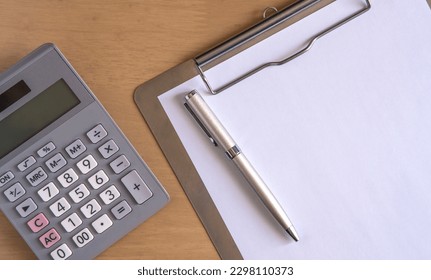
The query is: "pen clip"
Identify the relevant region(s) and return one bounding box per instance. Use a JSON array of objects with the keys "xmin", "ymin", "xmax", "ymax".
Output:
[{"xmin": 184, "ymin": 102, "xmax": 218, "ymax": 147}]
